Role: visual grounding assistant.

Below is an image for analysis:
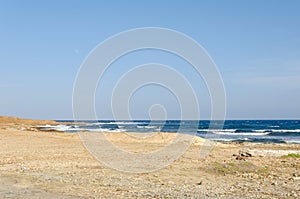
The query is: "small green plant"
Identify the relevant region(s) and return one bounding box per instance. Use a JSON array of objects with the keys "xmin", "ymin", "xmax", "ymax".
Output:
[
  {"xmin": 228, "ymin": 162, "xmax": 236, "ymax": 167},
  {"xmin": 257, "ymin": 166, "xmax": 270, "ymax": 173},
  {"xmin": 211, "ymin": 161, "xmax": 258, "ymax": 174},
  {"xmin": 281, "ymin": 153, "xmax": 300, "ymax": 158}
]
